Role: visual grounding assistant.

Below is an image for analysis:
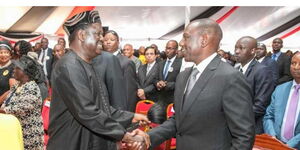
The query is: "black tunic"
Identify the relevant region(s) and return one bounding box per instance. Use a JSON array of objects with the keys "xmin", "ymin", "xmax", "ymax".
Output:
[
  {"xmin": 0, "ymin": 62, "xmax": 14, "ymax": 96},
  {"xmin": 47, "ymin": 51, "xmax": 134, "ymax": 150}
]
